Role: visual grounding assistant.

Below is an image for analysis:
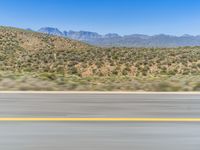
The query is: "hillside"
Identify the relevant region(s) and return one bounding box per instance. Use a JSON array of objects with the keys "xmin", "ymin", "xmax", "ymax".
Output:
[
  {"xmin": 0, "ymin": 26, "xmax": 92, "ymax": 52},
  {"xmin": 1, "ymin": 26, "xmax": 200, "ymax": 91}
]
